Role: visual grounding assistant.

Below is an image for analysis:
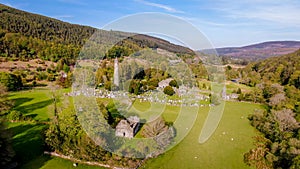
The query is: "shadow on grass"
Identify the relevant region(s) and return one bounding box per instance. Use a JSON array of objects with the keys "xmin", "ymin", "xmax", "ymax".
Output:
[
  {"xmin": 15, "ymin": 99, "xmax": 53, "ymax": 115},
  {"xmin": 19, "ymin": 155, "xmax": 52, "ymax": 169},
  {"xmin": 11, "ymin": 97, "xmax": 34, "ymax": 107},
  {"xmin": 8, "ymin": 123, "xmax": 51, "ymax": 169}
]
